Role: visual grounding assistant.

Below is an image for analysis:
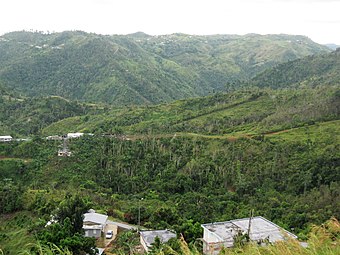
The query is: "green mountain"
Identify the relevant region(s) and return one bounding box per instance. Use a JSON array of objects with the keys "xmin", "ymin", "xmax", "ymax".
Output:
[
  {"xmin": 0, "ymin": 31, "xmax": 330, "ymax": 105},
  {"xmin": 249, "ymin": 49, "xmax": 340, "ymax": 89},
  {"xmin": 135, "ymin": 33, "xmax": 330, "ymax": 90}
]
